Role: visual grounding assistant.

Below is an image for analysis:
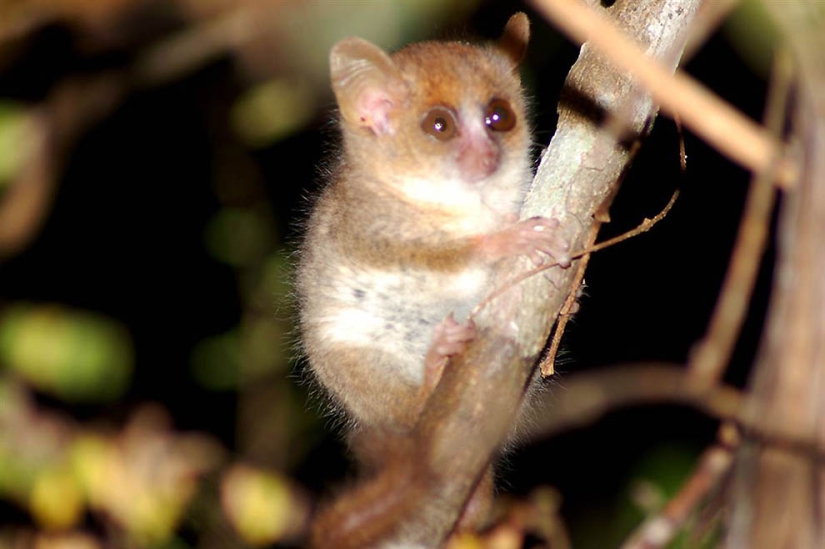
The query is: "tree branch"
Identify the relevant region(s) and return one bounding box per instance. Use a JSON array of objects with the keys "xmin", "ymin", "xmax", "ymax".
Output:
[
  {"xmin": 531, "ymin": 0, "xmax": 796, "ymax": 188},
  {"xmin": 688, "ymin": 47, "xmax": 792, "ymax": 388},
  {"xmin": 525, "ymin": 363, "xmax": 743, "ymax": 442},
  {"xmin": 727, "ymin": 3, "xmax": 825, "ymax": 548}
]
